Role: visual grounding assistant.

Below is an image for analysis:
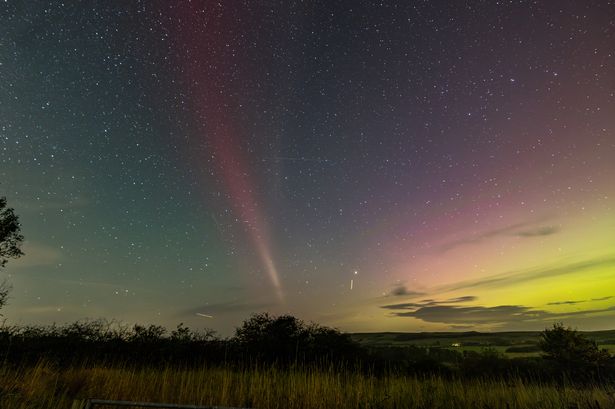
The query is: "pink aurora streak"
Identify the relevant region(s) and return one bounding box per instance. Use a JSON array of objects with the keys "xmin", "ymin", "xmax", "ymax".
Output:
[{"xmin": 172, "ymin": 3, "xmax": 284, "ymax": 301}]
